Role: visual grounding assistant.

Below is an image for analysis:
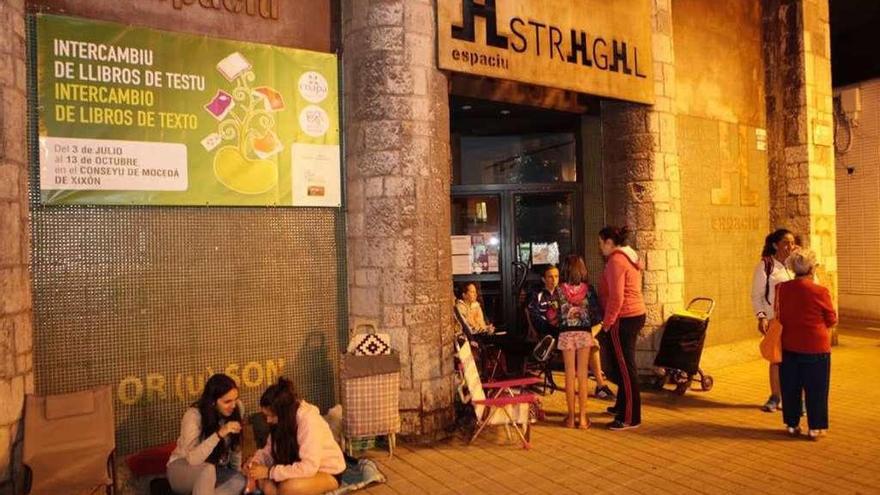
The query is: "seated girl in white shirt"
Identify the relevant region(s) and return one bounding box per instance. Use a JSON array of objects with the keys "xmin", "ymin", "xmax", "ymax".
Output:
[{"xmin": 247, "ymin": 377, "xmax": 345, "ymax": 495}]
